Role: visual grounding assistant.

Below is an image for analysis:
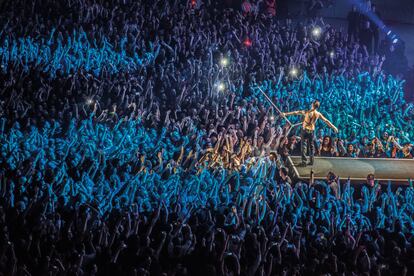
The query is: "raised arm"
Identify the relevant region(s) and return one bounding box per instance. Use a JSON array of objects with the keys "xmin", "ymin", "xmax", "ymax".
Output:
[
  {"xmin": 283, "ymin": 110, "xmax": 305, "ymax": 117},
  {"xmin": 319, "ymin": 113, "xmax": 338, "ymax": 133}
]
